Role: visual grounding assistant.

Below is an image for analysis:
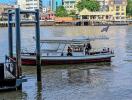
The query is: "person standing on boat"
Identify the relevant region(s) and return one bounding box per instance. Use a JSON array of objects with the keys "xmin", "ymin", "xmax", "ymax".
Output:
[
  {"xmin": 85, "ymin": 43, "xmax": 92, "ymax": 55},
  {"xmin": 67, "ymin": 46, "xmax": 72, "ymax": 56}
]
